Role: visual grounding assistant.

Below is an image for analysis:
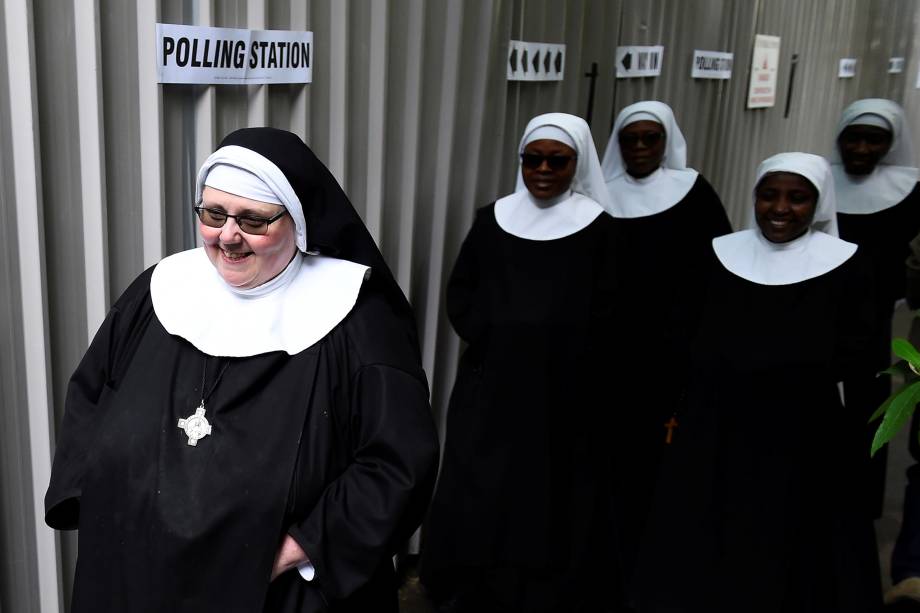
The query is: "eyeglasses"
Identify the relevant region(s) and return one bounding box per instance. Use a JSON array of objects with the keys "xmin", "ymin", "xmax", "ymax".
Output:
[
  {"xmin": 618, "ymin": 131, "xmax": 665, "ymax": 148},
  {"xmin": 194, "ymin": 206, "xmax": 288, "ymax": 235},
  {"xmin": 520, "ymin": 153, "xmax": 577, "ymax": 171},
  {"xmin": 838, "ymin": 132, "xmax": 892, "ymax": 147}
]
